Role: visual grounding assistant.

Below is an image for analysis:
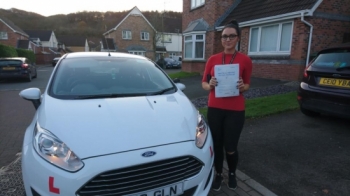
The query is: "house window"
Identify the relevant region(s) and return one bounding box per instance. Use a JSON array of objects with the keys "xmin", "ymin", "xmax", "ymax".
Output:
[
  {"xmin": 191, "ymin": 0, "xmax": 205, "ymax": 9},
  {"xmin": 141, "ymin": 32, "xmax": 149, "ymax": 40},
  {"xmin": 122, "ymin": 30, "xmax": 132, "ymax": 40},
  {"xmin": 0, "ymin": 32, "xmax": 8, "ymax": 40},
  {"xmin": 184, "ymin": 34, "xmax": 205, "ymax": 60},
  {"xmin": 249, "ymin": 22, "xmax": 293, "ymax": 55},
  {"xmin": 162, "ymin": 34, "xmax": 172, "ymax": 43},
  {"xmin": 129, "ymin": 51, "xmax": 145, "ymax": 56}
]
